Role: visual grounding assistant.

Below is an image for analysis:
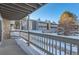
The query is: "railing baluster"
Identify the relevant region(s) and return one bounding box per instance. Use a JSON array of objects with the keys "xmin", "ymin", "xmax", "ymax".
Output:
[
  {"xmin": 59, "ymin": 41, "xmax": 61, "ymax": 55},
  {"xmin": 55, "ymin": 40, "xmax": 57, "ymax": 55},
  {"xmin": 40, "ymin": 36, "xmax": 41, "ymax": 46},
  {"xmin": 41, "ymin": 37, "xmax": 42, "ymax": 48},
  {"xmin": 47, "ymin": 38, "xmax": 49, "ymax": 53},
  {"xmin": 77, "ymin": 45, "xmax": 79, "ymax": 55},
  {"xmin": 40, "ymin": 37, "xmax": 41, "ymax": 47},
  {"xmin": 46, "ymin": 38, "xmax": 47, "ymax": 52},
  {"xmin": 44, "ymin": 37, "xmax": 46, "ymax": 54},
  {"xmin": 42, "ymin": 37, "xmax": 44, "ymax": 54},
  {"xmin": 42, "ymin": 37, "xmax": 44, "ymax": 49},
  {"xmin": 43, "ymin": 37, "xmax": 45, "ymax": 49},
  {"xmin": 70, "ymin": 44, "xmax": 72, "ymax": 55},
  {"xmin": 36, "ymin": 35, "xmax": 38, "ymax": 45},
  {"xmin": 42, "ymin": 37, "xmax": 43, "ymax": 49},
  {"xmin": 39, "ymin": 36, "xmax": 41, "ymax": 47},
  {"xmin": 64, "ymin": 42, "xmax": 66, "ymax": 55},
  {"xmin": 49, "ymin": 38, "xmax": 50, "ymax": 53},
  {"xmin": 52, "ymin": 39, "xmax": 53, "ymax": 54}
]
